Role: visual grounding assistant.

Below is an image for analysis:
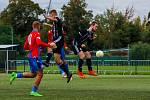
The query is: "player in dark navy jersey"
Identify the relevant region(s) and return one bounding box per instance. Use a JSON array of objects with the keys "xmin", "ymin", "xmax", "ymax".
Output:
[
  {"xmin": 42, "ymin": 29, "xmax": 67, "ymax": 78},
  {"xmin": 72, "ymin": 21, "xmax": 98, "ymax": 78},
  {"xmin": 44, "ymin": 9, "xmax": 72, "ymax": 83}
]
